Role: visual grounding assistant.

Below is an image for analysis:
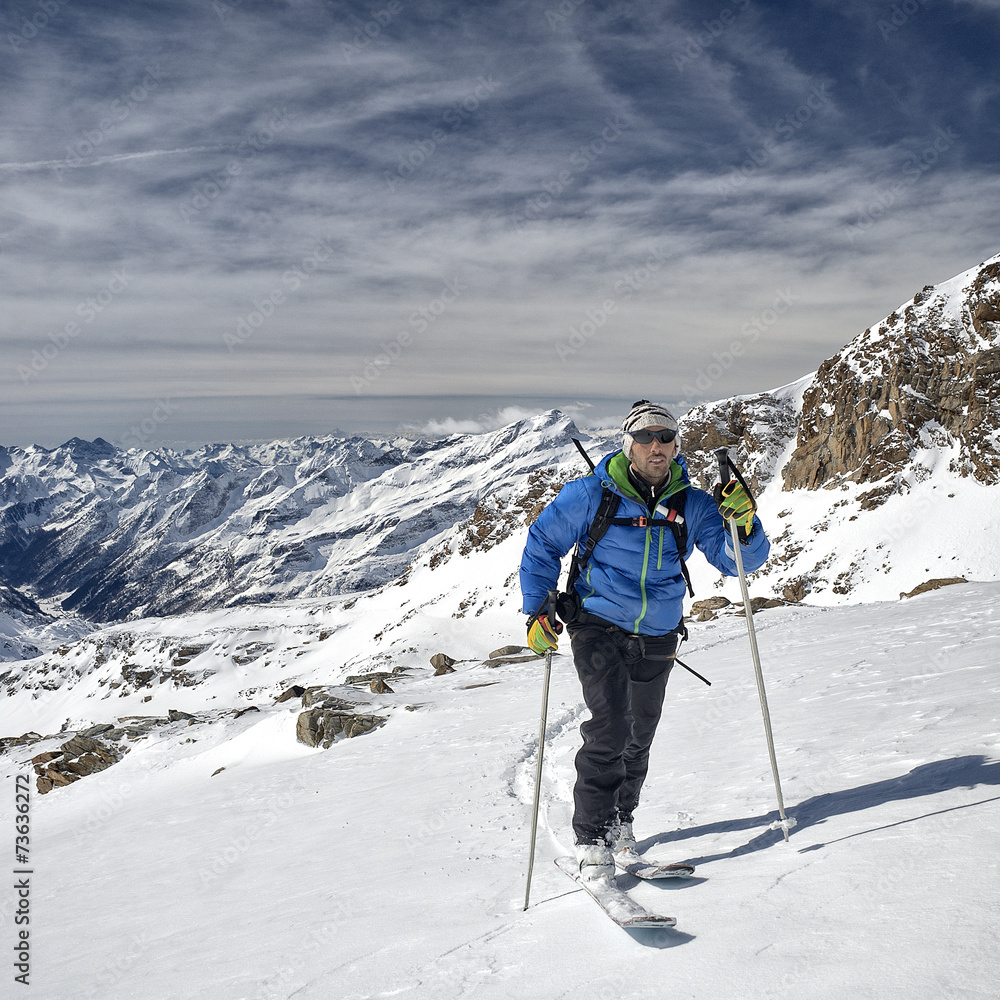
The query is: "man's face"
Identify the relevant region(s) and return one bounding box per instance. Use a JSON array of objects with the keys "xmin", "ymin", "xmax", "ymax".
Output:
[{"xmin": 629, "ymin": 425, "xmax": 678, "ymax": 486}]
